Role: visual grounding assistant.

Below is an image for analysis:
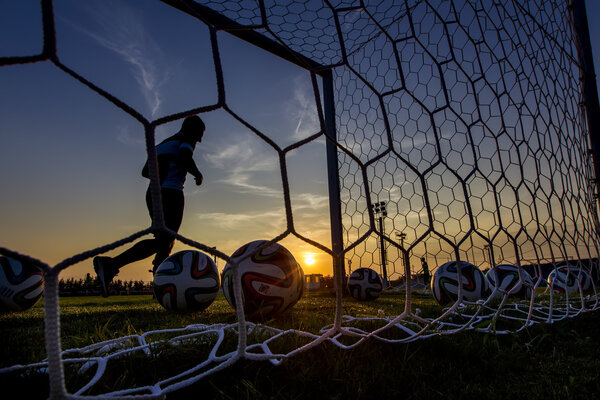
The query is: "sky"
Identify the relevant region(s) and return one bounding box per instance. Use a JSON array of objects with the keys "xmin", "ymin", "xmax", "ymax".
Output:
[
  {"xmin": 1, "ymin": 0, "xmax": 600, "ymax": 282},
  {"xmin": 0, "ymin": 0, "xmax": 333, "ymax": 281}
]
